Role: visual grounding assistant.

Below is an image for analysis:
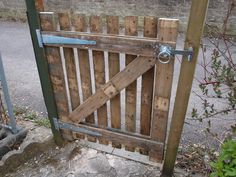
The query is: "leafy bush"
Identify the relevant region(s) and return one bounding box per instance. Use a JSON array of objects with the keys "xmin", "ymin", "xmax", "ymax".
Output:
[
  {"xmin": 210, "ymin": 140, "xmax": 236, "ymax": 177},
  {"xmin": 192, "ymin": 0, "xmax": 236, "ymax": 123}
]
